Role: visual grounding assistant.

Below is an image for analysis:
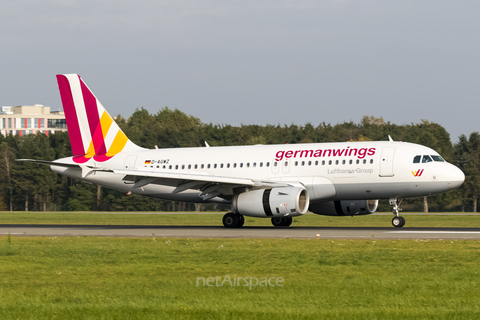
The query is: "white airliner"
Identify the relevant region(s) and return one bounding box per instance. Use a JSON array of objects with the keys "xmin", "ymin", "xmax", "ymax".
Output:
[{"xmin": 21, "ymin": 74, "xmax": 465, "ymax": 228}]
